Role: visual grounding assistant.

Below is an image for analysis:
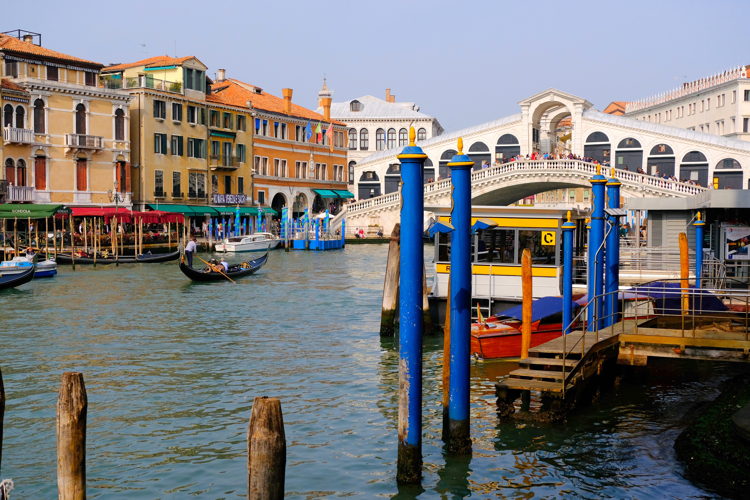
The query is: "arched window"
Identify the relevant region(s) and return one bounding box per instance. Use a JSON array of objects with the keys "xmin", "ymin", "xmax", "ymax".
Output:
[
  {"xmin": 349, "ymin": 100, "xmax": 362, "ymax": 112},
  {"xmin": 114, "ymin": 109, "xmax": 125, "ymax": 141},
  {"xmin": 387, "ymin": 128, "xmax": 396, "ymax": 149},
  {"xmin": 398, "ymin": 128, "xmax": 408, "ymax": 147},
  {"xmin": 75, "ymin": 103, "xmax": 86, "ymax": 135},
  {"xmin": 348, "ymin": 160, "xmax": 356, "ymax": 186},
  {"xmin": 16, "ymin": 159, "xmax": 26, "ymax": 186},
  {"xmin": 2, "ymin": 104, "xmax": 12, "ymax": 127},
  {"xmin": 33, "ymin": 99, "xmax": 45, "ymax": 133},
  {"xmin": 417, "ymin": 128, "xmax": 427, "ymax": 141},
  {"xmin": 4, "ymin": 158, "xmax": 15, "ymax": 185},
  {"xmin": 348, "ymin": 128, "xmax": 357, "ymax": 150},
  {"xmin": 15, "ymin": 106, "xmax": 25, "ymax": 128},
  {"xmin": 359, "ymin": 129, "xmax": 369, "ymax": 150},
  {"xmin": 375, "ymin": 128, "xmax": 385, "ymax": 151}
]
